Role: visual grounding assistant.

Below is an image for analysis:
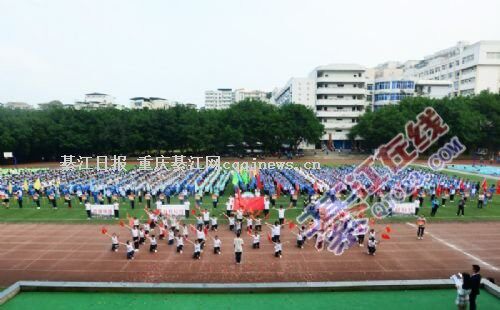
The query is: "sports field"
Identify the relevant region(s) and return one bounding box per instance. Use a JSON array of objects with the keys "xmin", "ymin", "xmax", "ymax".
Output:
[{"xmin": 2, "ymin": 289, "xmax": 499, "ymax": 310}]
